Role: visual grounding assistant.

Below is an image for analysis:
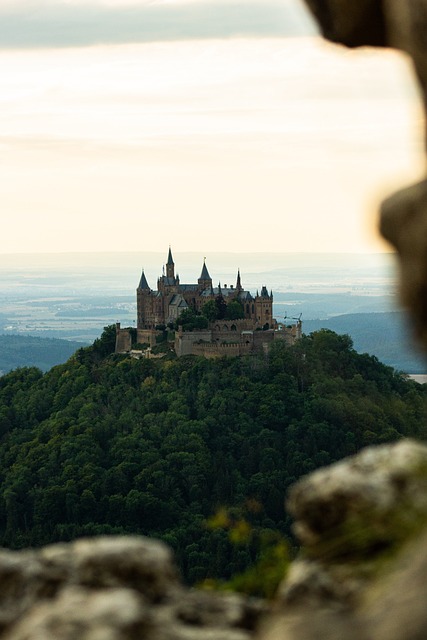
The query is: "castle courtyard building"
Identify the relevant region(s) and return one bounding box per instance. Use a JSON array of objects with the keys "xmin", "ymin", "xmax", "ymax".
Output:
[{"xmin": 116, "ymin": 249, "xmax": 301, "ymax": 358}]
